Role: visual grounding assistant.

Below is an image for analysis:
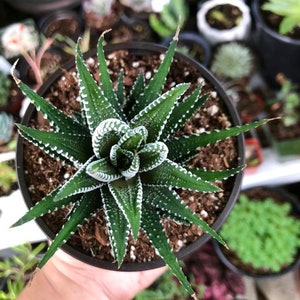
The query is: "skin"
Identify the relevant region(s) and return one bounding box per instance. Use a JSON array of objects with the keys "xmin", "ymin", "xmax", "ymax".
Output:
[{"xmin": 17, "ymin": 249, "xmax": 167, "ymax": 300}]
